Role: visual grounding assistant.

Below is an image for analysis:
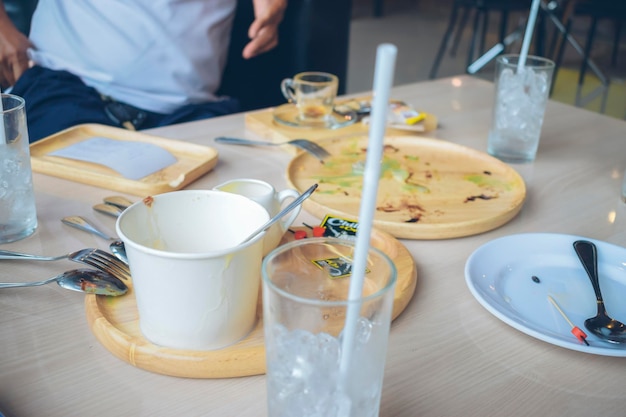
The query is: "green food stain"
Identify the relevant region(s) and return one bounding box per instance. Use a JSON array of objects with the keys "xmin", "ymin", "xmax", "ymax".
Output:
[
  {"xmin": 313, "ymin": 151, "xmax": 431, "ymax": 193},
  {"xmin": 465, "ymin": 174, "xmax": 512, "ymax": 191},
  {"xmin": 403, "ymin": 183, "xmax": 430, "ymax": 193}
]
